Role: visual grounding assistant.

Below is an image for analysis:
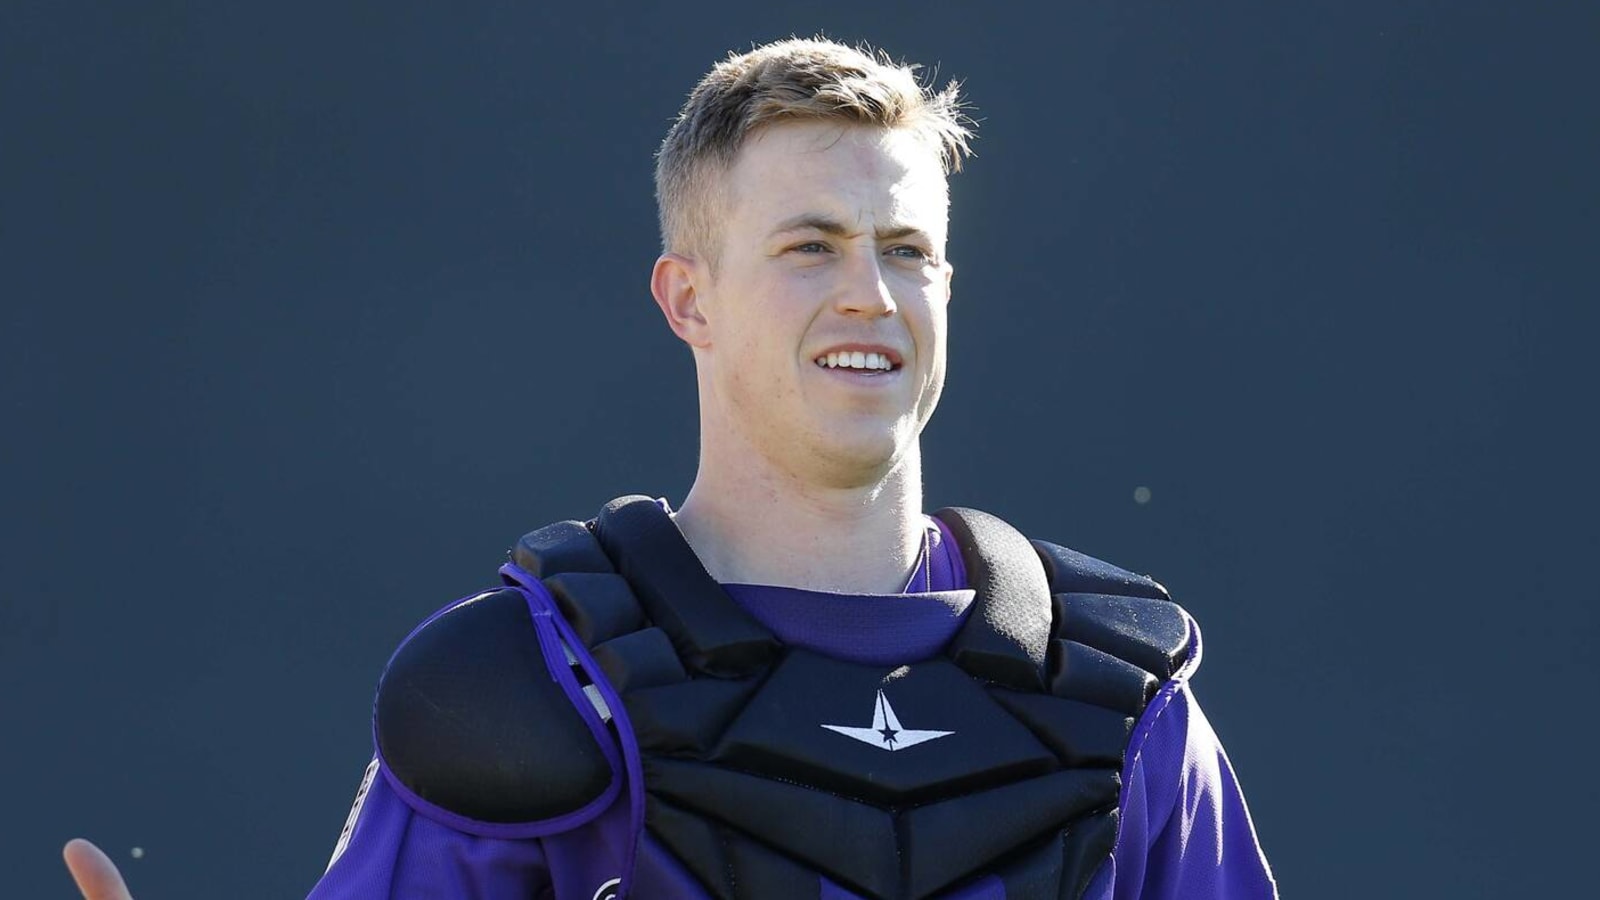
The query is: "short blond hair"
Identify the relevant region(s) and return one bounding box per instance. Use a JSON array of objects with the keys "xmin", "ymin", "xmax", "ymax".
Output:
[{"xmin": 655, "ymin": 37, "xmax": 975, "ymax": 262}]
